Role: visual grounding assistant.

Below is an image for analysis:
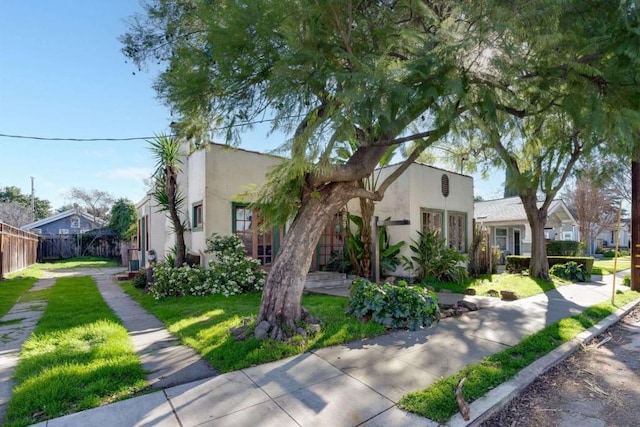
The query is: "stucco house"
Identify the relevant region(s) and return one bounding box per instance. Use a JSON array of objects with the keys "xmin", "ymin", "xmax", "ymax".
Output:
[
  {"xmin": 474, "ymin": 197, "xmax": 578, "ymax": 257},
  {"xmin": 136, "ymin": 143, "xmax": 284, "ymax": 268},
  {"xmin": 362, "ymin": 163, "xmax": 474, "ymax": 276},
  {"xmin": 138, "ymin": 143, "xmax": 475, "ymax": 277},
  {"xmin": 594, "ymin": 218, "xmax": 631, "ymax": 250}
]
